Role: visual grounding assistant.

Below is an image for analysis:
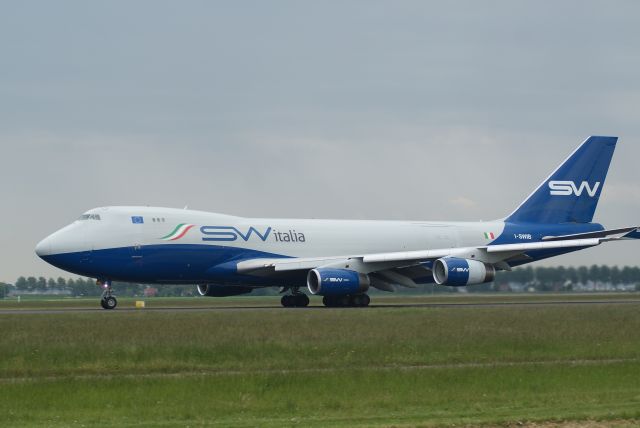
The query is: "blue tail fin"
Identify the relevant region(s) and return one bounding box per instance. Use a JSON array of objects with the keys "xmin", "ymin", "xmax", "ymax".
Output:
[{"xmin": 506, "ymin": 136, "xmax": 617, "ymax": 224}]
